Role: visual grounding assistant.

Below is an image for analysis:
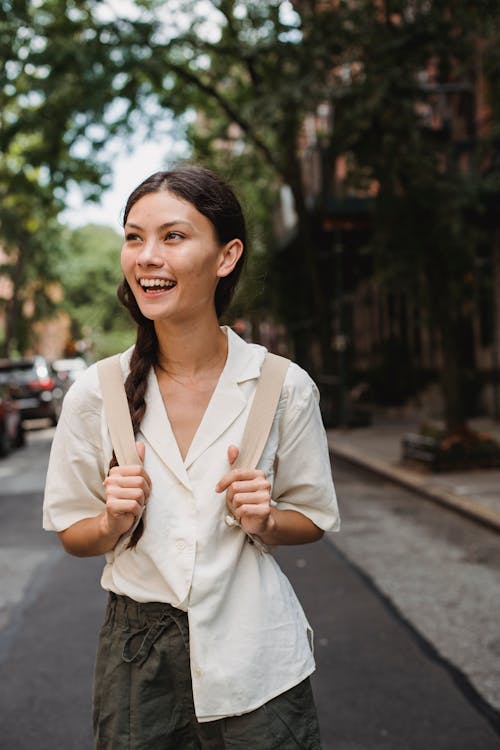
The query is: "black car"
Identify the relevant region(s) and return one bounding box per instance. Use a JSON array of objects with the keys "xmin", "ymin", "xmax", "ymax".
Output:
[
  {"xmin": 0, "ymin": 356, "xmax": 65, "ymax": 425},
  {"xmin": 0, "ymin": 381, "xmax": 24, "ymax": 455}
]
